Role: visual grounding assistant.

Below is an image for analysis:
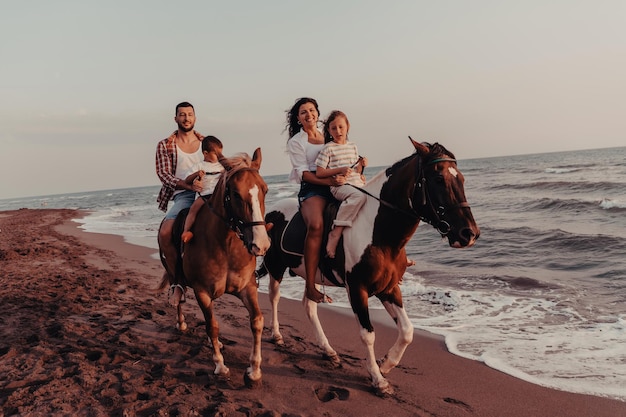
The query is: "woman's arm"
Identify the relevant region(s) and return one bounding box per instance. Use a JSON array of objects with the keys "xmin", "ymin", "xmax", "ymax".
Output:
[
  {"xmin": 287, "ymin": 135, "xmax": 309, "ymax": 182},
  {"xmin": 316, "ymin": 165, "xmax": 350, "ymax": 178},
  {"xmin": 302, "ymin": 170, "xmax": 344, "ymax": 185}
]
